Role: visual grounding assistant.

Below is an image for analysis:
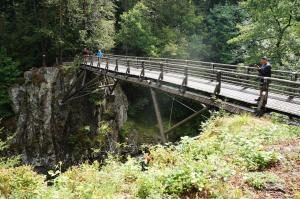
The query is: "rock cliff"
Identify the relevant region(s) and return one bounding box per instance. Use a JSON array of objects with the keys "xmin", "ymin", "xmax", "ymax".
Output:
[{"xmin": 9, "ymin": 66, "xmax": 128, "ymax": 169}]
